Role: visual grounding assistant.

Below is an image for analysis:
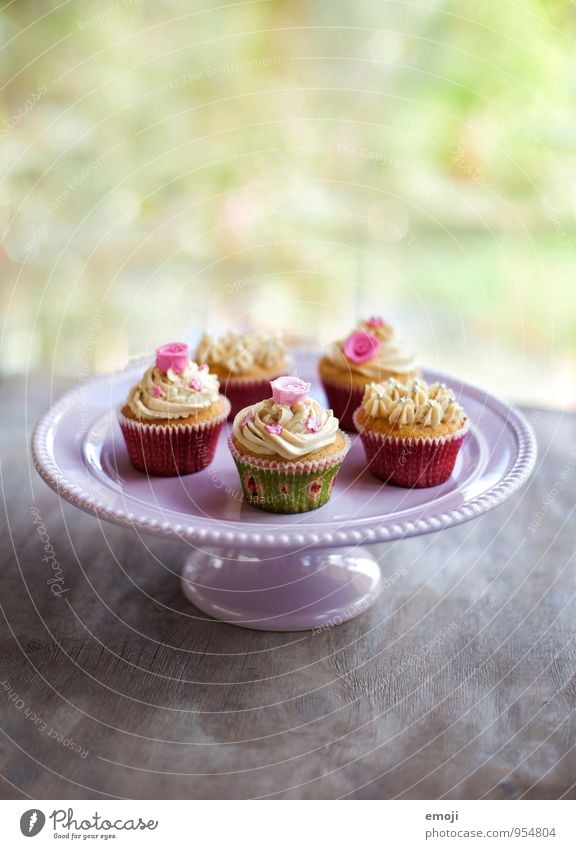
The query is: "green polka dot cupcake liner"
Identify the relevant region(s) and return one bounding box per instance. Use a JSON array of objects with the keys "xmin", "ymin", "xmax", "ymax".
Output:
[{"xmin": 228, "ymin": 435, "xmax": 351, "ymax": 514}]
